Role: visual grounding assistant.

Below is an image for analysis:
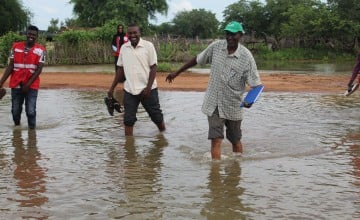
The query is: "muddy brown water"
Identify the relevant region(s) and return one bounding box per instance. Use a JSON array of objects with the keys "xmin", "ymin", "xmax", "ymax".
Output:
[{"xmin": 0, "ymin": 89, "xmax": 359, "ymax": 219}]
